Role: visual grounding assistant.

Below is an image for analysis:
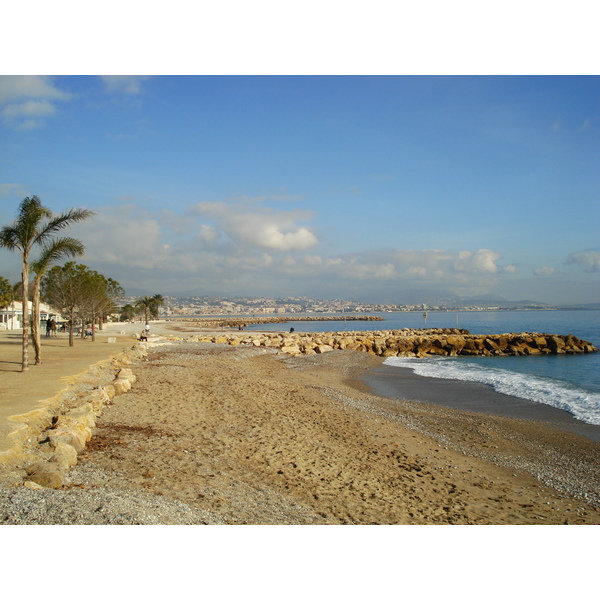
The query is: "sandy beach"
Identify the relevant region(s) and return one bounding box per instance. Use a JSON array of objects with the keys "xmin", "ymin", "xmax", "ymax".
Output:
[{"xmin": 1, "ymin": 320, "xmax": 599, "ymax": 524}]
